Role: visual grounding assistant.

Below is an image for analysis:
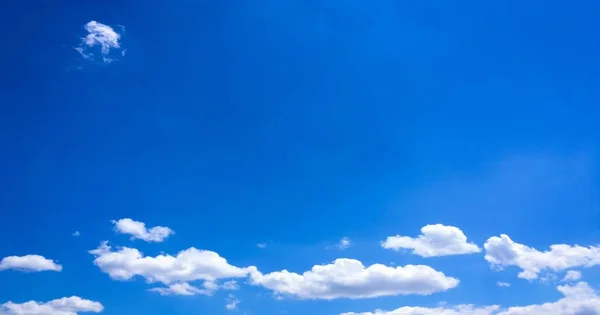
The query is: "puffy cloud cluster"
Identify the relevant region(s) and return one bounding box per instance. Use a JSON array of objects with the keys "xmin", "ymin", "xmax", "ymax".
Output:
[
  {"xmin": 0, "ymin": 296, "xmax": 103, "ymax": 315},
  {"xmin": 0, "ymin": 255, "xmax": 62, "ymax": 272},
  {"xmin": 90, "ymin": 242, "xmax": 252, "ymax": 284},
  {"xmin": 112, "ymin": 218, "xmax": 174, "ymax": 243},
  {"xmin": 341, "ymin": 282, "xmax": 600, "ymax": 315},
  {"xmin": 249, "ymin": 258, "xmax": 459, "ymax": 299},
  {"xmin": 484, "ymin": 234, "xmax": 600, "ymax": 280},
  {"xmin": 382, "ymin": 224, "xmax": 481, "ymax": 257}
]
